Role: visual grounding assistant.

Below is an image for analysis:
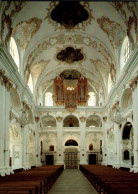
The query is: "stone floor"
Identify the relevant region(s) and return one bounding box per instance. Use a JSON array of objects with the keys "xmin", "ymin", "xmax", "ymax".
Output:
[{"xmin": 48, "ymin": 169, "xmax": 97, "ymax": 194}]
